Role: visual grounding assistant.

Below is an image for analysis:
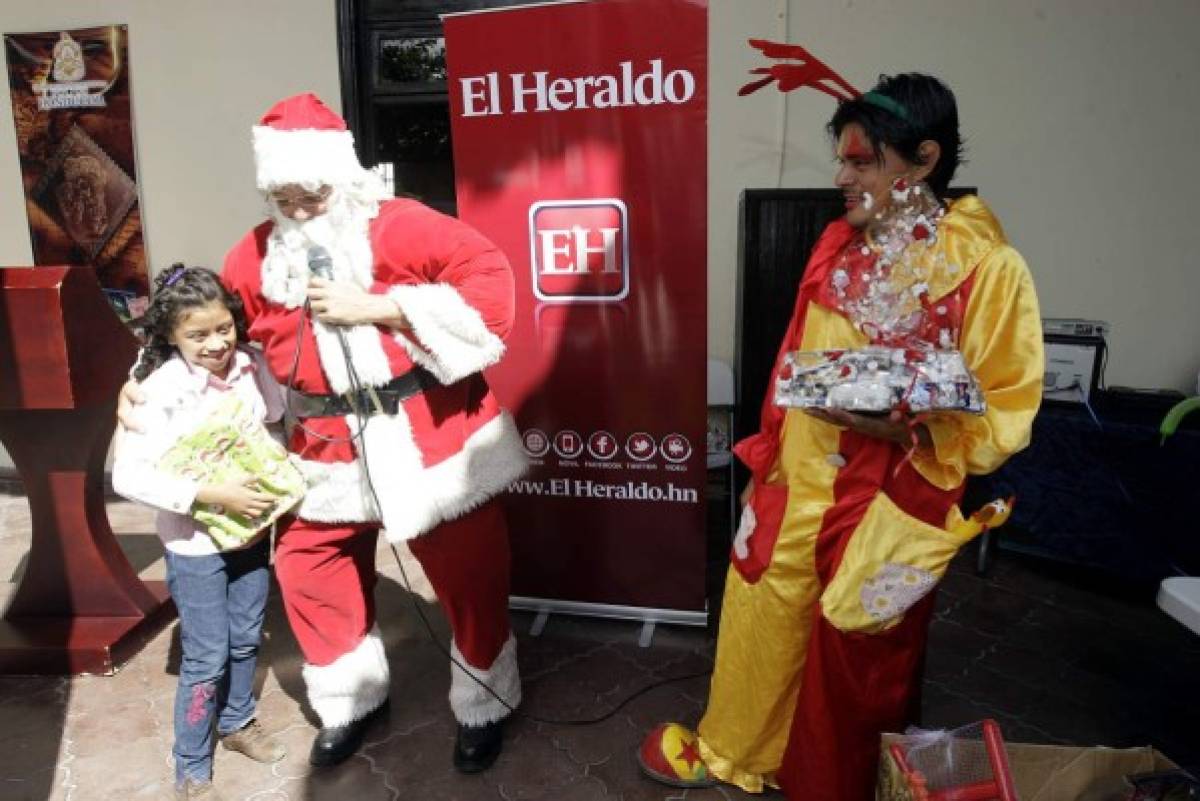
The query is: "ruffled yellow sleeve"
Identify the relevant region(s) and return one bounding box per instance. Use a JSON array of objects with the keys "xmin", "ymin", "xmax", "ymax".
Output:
[{"xmin": 911, "ymin": 244, "xmax": 1044, "ymax": 489}]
